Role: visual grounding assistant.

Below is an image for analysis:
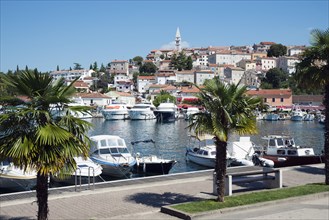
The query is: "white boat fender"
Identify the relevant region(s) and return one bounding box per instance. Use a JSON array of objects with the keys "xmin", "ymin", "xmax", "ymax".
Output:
[
  {"xmin": 143, "ymin": 163, "xmax": 146, "ymax": 173},
  {"xmin": 278, "ymin": 157, "xmax": 287, "ymax": 162}
]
